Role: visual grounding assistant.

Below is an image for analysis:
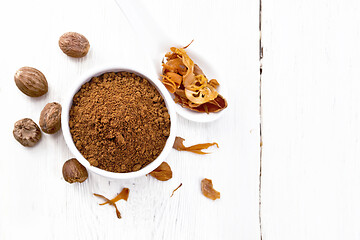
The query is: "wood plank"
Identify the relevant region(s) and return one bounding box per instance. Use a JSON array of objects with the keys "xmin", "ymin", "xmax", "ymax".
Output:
[{"xmin": 261, "ymin": 0, "xmax": 360, "ymax": 239}]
